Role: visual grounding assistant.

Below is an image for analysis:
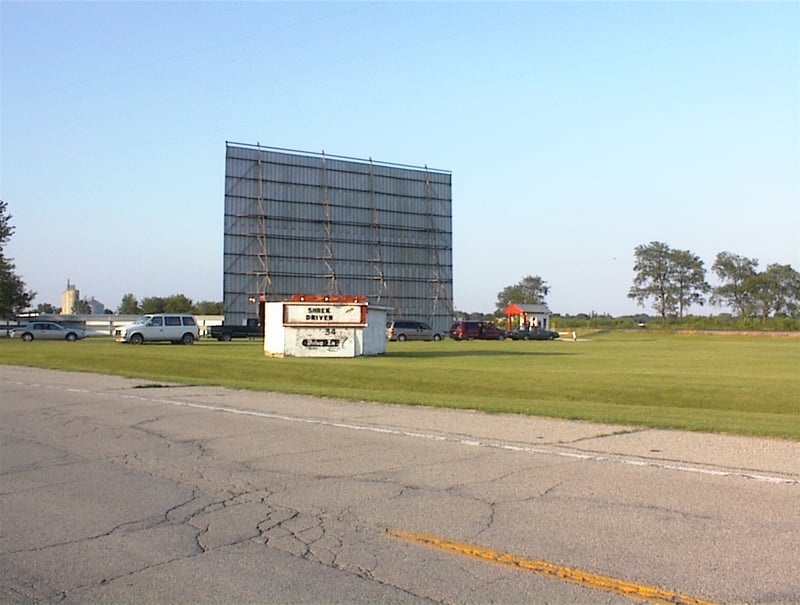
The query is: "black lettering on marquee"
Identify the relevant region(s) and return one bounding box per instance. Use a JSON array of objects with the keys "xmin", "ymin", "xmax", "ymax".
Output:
[
  {"xmin": 301, "ymin": 338, "xmax": 341, "ymax": 348},
  {"xmin": 305, "ymin": 307, "xmax": 334, "ymax": 321}
]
